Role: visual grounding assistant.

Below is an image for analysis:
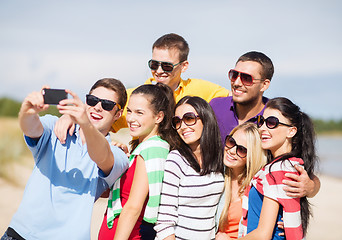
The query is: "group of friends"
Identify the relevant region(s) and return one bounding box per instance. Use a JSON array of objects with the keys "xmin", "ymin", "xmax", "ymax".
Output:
[{"xmin": 2, "ymin": 33, "xmax": 320, "ymax": 240}]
